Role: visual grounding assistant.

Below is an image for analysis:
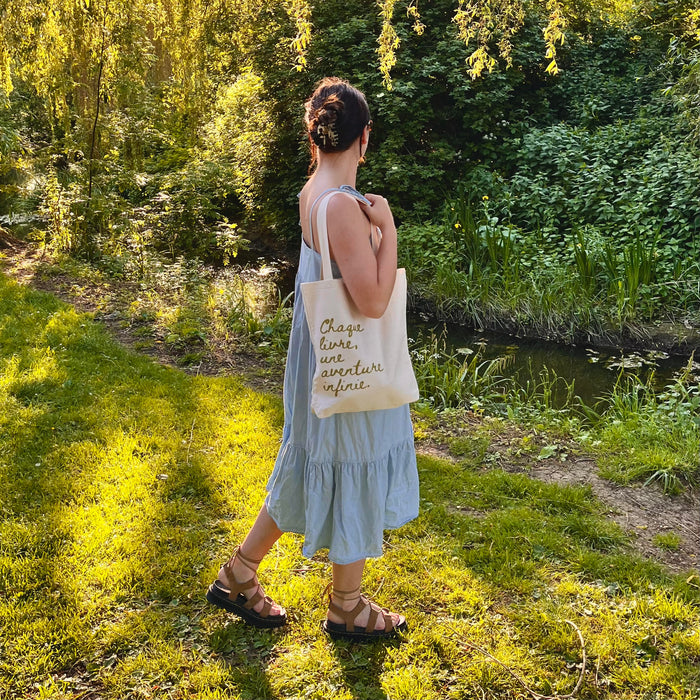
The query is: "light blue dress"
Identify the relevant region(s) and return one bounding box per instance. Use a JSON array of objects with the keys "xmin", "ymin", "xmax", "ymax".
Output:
[{"xmin": 265, "ymin": 232, "xmax": 420, "ymax": 565}]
